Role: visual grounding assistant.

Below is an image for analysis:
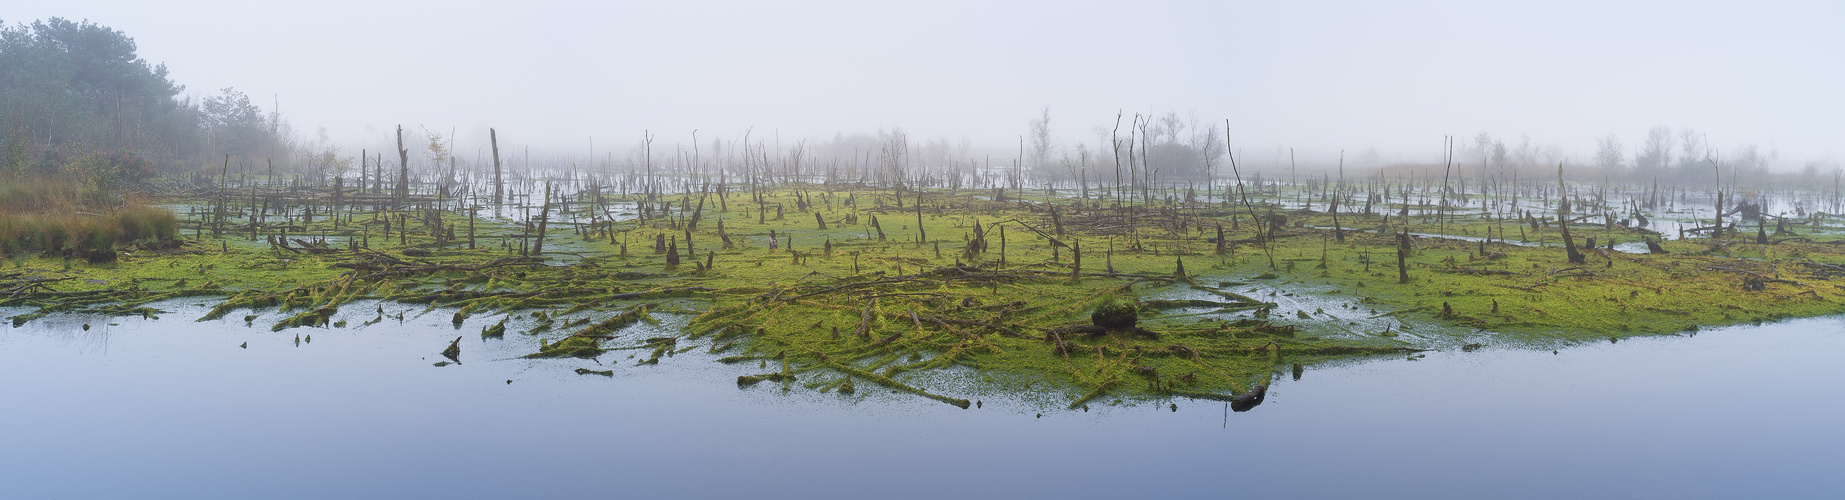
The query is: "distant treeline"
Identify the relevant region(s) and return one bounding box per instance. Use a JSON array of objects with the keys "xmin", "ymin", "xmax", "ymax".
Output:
[{"xmin": 0, "ymin": 17, "xmax": 290, "ymax": 176}]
